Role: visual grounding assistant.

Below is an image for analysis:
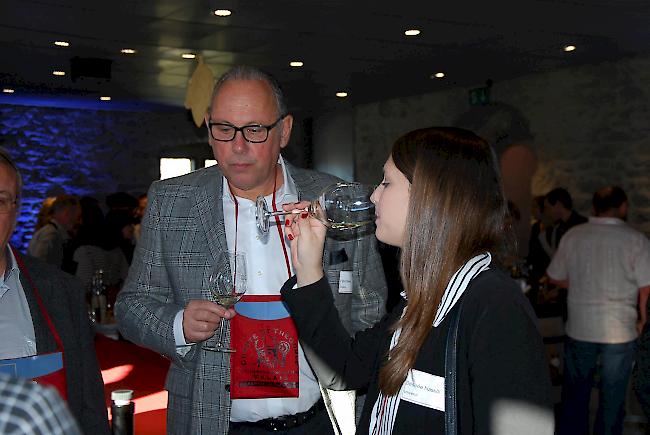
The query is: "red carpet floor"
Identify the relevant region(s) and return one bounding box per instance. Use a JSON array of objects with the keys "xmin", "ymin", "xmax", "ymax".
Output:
[{"xmin": 95, "ymin": 335, "xmax": 170, "ymax": 434}]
